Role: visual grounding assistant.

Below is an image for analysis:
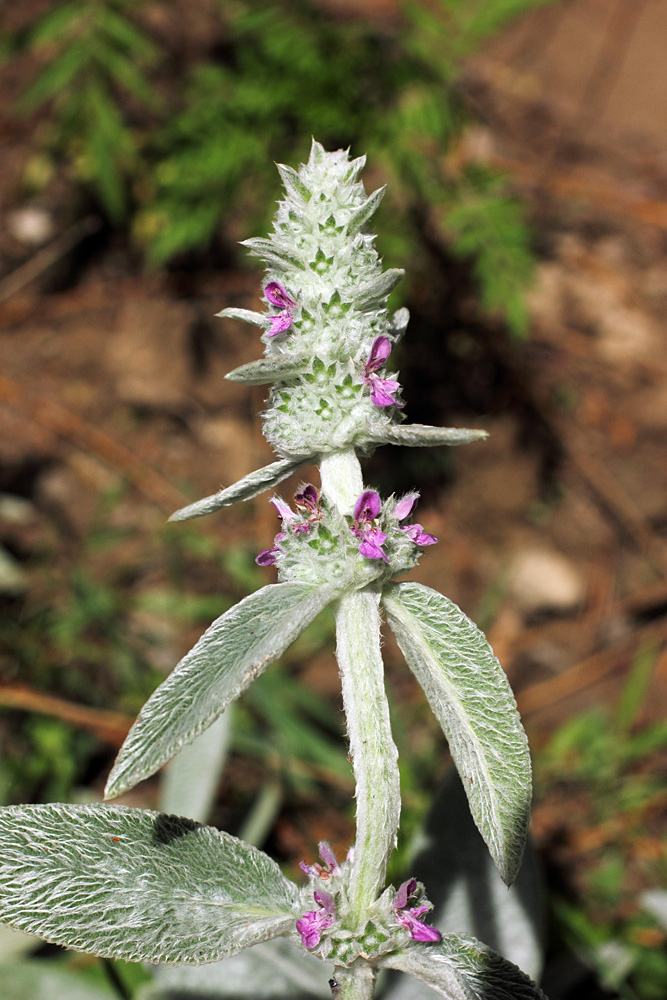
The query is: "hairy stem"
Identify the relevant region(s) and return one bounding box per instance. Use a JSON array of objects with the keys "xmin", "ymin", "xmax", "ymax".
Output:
[
  {"xmin": 319, "ymin": 449, "xmax": 363, "ymax": 516},
  {"xmin": 333, "ymin": 961, "xmax": 376, "ymax": 1000},
  {"xmin": 335, "ymin": 588, "xmax": 401, "ymax": 925}
]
